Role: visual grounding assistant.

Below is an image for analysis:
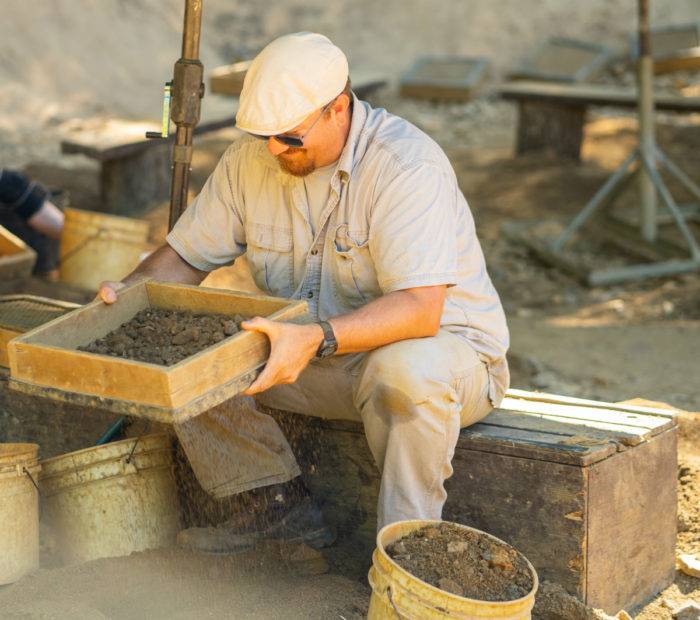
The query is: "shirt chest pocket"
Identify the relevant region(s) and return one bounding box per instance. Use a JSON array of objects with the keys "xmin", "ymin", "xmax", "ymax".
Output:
[
  {"xmin": 331, "ymin": 226, "xmax": 382, "ymax": 308},
  {"xmin": 246, "ymin": 223, "xmax": 294, "ymax": 297}
]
